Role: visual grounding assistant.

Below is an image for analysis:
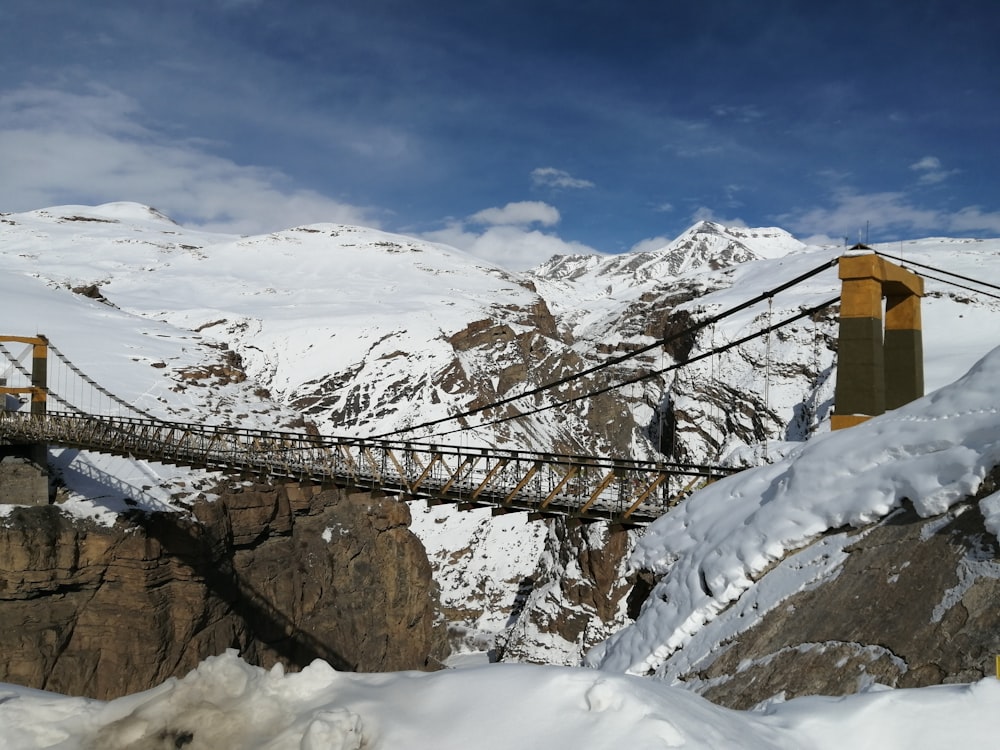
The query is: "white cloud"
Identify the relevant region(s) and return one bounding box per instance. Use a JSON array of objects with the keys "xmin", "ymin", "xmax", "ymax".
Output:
[
  {"xmin": 424, "ymin": 222, "xmax": 599, "ymax": 271},
  {"xmin": 909, "ymin": 155, "xmax": 958, "ymax": 185},
  {"xmin": 778, "ymin": 188, "xmax": 1000, "ymax": 240},
  {"xmin": 469, "ymin": 201, "xmax": 560, "ymax": 227},
  {"xmin": 948, "ymin": 206, "xmax": 1000, "ymax": 234},
  {"xmin": 798, "ymin": 233, "xmax": 846, "ymax": 247},
  {"xmin": 530, "ymin": 167, "xmax": 595, "ymax": 190},
  {"xmin": 424, "ymin": 200, "xmax": 600, "ymax": 270},
  {"xmin": 629, "ymin": 236, "xmax": 672, "ymax": 254},
  {"xmin": 779, "ymin": 189, "xmax": 938, "ymax": 240},
  {"xmin": 0, "ymin": 84, "xmax": 376, "ymax": 234},
  {"xmin": 691, "ymin": 206, "xmax": 748, "ymax": 228}
]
